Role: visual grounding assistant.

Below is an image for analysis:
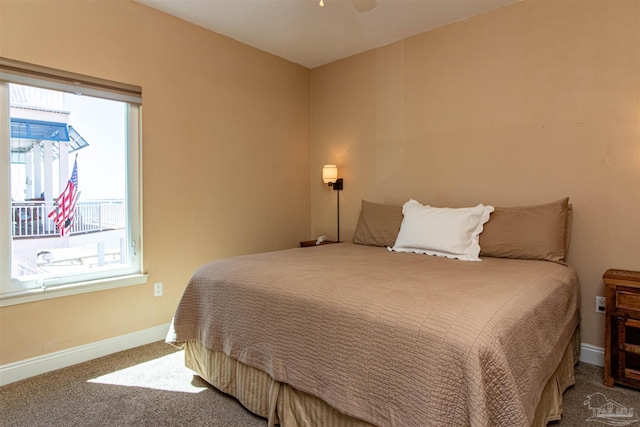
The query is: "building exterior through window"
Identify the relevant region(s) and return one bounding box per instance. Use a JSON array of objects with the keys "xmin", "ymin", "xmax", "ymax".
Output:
[{"xmin": 9, "ymin": 84, "xmax": 128, "ymax": 279}]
